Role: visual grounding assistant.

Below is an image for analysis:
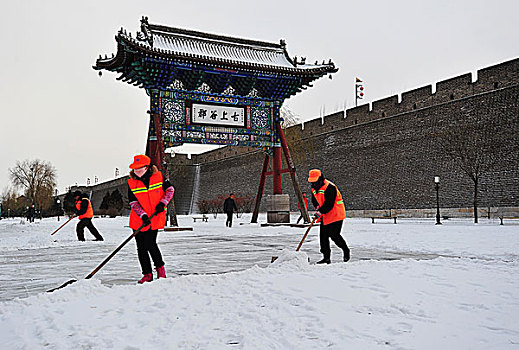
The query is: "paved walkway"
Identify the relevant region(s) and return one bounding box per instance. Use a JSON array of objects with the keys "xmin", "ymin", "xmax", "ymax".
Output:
[{"xmin": 0, "ymin": 228, "xmax": 440, "ymax": 302}]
